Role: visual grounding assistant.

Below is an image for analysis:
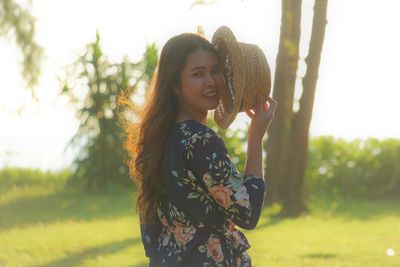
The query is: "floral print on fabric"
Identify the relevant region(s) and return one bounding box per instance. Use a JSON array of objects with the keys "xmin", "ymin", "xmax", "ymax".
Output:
[
  {"xmin": 139, "ymin": 119, "xmax": 267, "ymax": 267},
  {"xmin": 198, "ymin": 234, "xmax": 225, "ymax": 264},
  {"xmin": 181, "ymin": 121, "xmax": 265, "ymax": 229}
]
